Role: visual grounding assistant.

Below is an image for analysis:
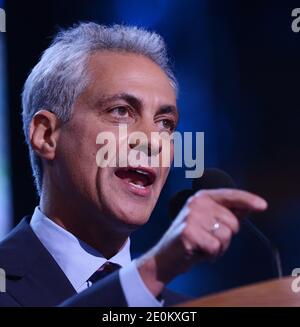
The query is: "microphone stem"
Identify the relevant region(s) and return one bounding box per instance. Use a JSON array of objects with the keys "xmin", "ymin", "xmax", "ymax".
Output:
[{"xmin": 243, "ymin": 219, "xmax": 283, "ymax": 278}]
